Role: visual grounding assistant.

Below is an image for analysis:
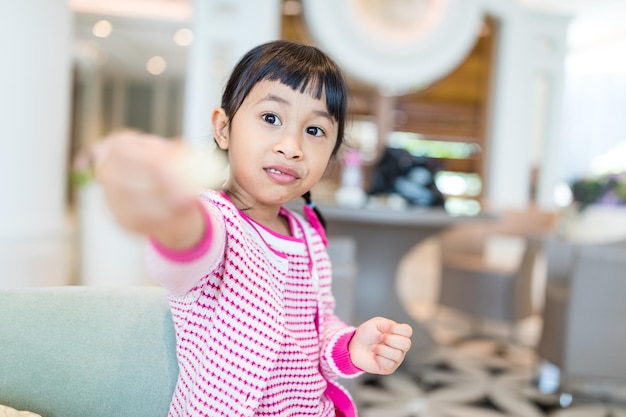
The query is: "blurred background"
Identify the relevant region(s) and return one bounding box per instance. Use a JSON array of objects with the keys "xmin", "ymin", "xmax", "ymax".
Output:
[
  {"xmin": 4, "ymin": 0, "xmax": 626, "ymax": 288},
  {"xmin": 4, "ymin": 1, "xmax": 626, "ymax": 415}
]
